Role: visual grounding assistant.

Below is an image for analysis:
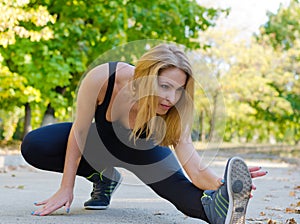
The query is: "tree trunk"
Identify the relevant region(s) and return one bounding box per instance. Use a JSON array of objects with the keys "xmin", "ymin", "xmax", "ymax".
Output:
[
  {"xmin": 22, "ymin": 103, "xmax": 32, "ymax": 139},
  {"xmin": 209, "ymin": 93, "xmax": 218, "ymax": 141},
  {"xmin": 41, "ymin": 103, "xmax": 56, "ymax": 126},
  {"xmin": 200, "ymin": 110, "xmax": 206, "ymax": 142}
]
